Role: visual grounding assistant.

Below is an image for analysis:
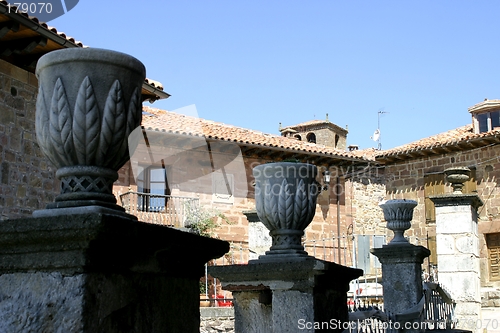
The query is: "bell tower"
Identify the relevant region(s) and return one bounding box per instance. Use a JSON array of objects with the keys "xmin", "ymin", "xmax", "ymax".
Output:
[{"xmin": 279, "ymin": 114, "xmax": 348, "ymax": 150}]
